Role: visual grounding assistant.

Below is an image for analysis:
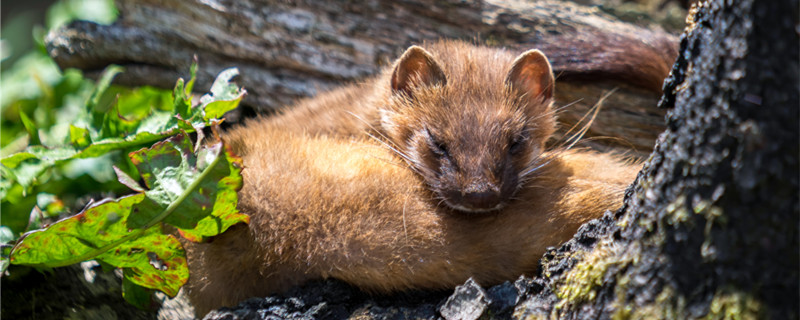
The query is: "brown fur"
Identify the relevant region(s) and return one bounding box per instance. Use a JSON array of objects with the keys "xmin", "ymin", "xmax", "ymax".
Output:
[
  {"xmin": 259, "ymin": 41, "xmax": 553, "ymax": 143},
  {"xmin": 185, "ymin": 127, "xmax": 638, "ymax": 316},
  {"xmin": 264, "ymin": 41, "xmax": 560, "ymax": 212},
  {"xmin": 184, "ymin": 41, "xmax": 642, "ymax": 316}
]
